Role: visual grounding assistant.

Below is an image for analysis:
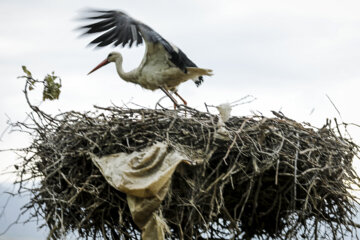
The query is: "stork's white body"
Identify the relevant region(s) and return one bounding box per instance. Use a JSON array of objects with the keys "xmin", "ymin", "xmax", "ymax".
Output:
[{"xmin": 114, "ymin": 43, "xmax": 212, "ymax": 91}]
